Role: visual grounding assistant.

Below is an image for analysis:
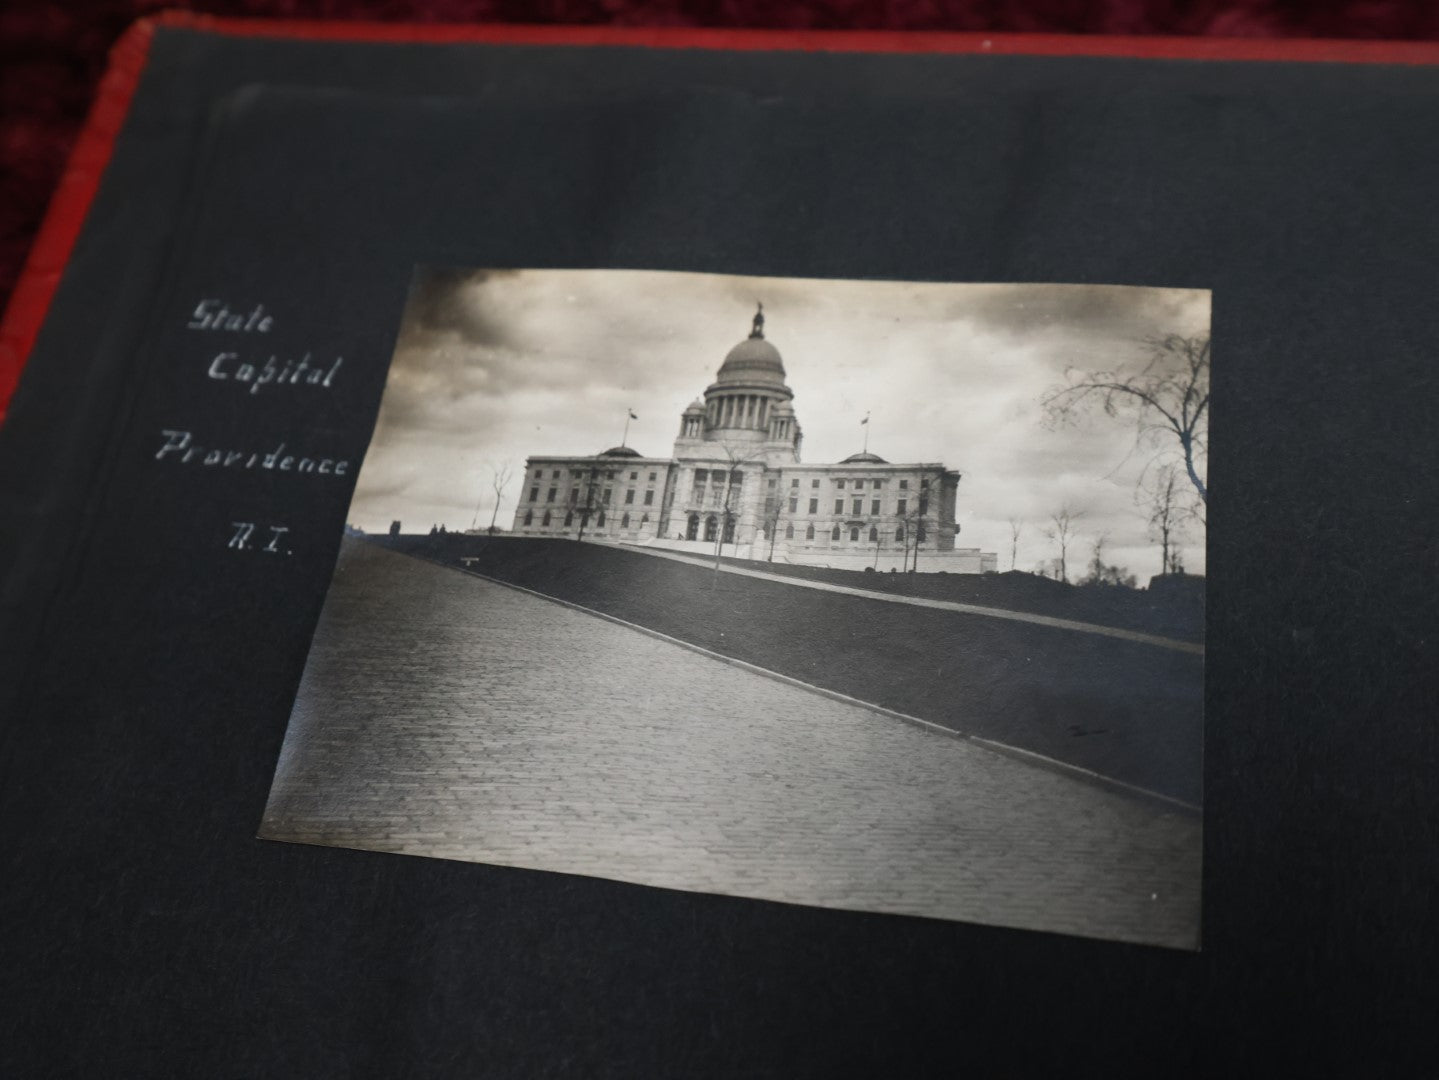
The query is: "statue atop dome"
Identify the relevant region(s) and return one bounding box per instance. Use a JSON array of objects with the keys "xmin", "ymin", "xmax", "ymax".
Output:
[{"xmin": 750, "ymin": 302, "xmax": 765, "ymax": 340}]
